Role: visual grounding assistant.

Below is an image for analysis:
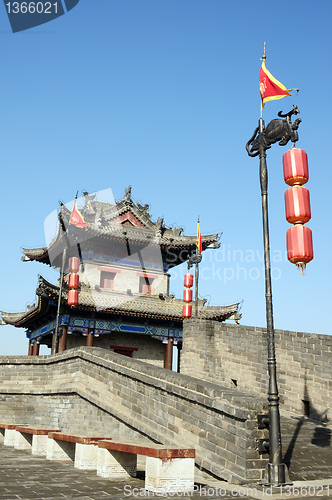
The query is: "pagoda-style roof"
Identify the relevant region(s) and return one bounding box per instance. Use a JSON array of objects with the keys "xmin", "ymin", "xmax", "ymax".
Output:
[
  {"xmin": 22, "ymin": 188, "xmax": 220, "ymax": 268},
  {"xmin": 1, "ymin": 276, "xmax": 240, "ymax": 327},
  {"xmin": 1, "ymin": 291, "xmax": 50, "ymax": 327}
]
